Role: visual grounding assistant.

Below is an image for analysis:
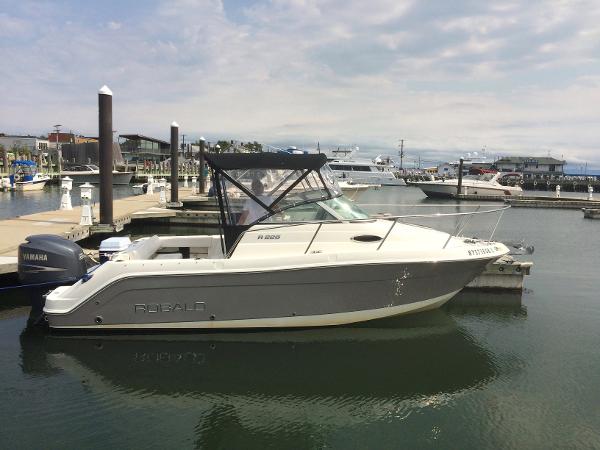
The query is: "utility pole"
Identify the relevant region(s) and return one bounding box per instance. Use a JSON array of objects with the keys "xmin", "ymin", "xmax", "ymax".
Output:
[
  {"xmin": 181, "ymin": 134, "xmax": 186, "ymax": 159},
  {"xmin": 398, "ymin": 139, "xmax": 404, "ymax": 170},
  {"xmin": 53, "ymin": 124, "xmax": 62, "ymax": 175}
]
